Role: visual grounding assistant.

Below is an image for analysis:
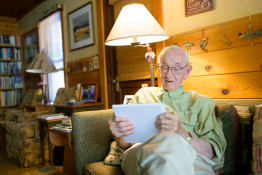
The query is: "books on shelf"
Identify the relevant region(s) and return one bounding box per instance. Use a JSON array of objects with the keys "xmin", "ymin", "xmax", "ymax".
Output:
[
  {"xmin": 0, "ymin": 35, "xmax": 20, "ymax": 47},
  {"xmin": 12, "ymin": 75, "xmax": 23, "ymax": 88},
  {"xmin": 39, "ymin": 113, "xmax": 68, "ymax": 120},
  {"xmin": 0, "ymin": 75, "xmax": 23, "ymax": 88},
  {"xmin": 0, "ymin": 62, "xmax": 22, "ymax": 74},
  {"xmin": 0, "ymin": 48, "xmax": 21, "ymax": 60},
  {"xmin": 52, "ymin": 123, "xmax": 72, "ymax": 132},
  {"xmin": 0, "ymin": 90, "xmax": 23, "ymax": 106}
]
